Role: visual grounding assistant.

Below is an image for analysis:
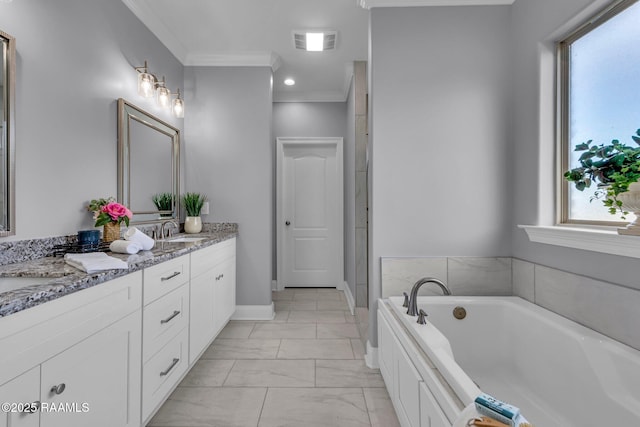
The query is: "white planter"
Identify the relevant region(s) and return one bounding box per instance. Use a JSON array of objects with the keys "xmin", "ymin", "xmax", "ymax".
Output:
[
  {"xmin": 617, "ymin": 181, "xmax": 640, "ymax": 235},
  {"xmin": 184, "ymin": 216, "xmax": 202, "ymax": 234}
]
